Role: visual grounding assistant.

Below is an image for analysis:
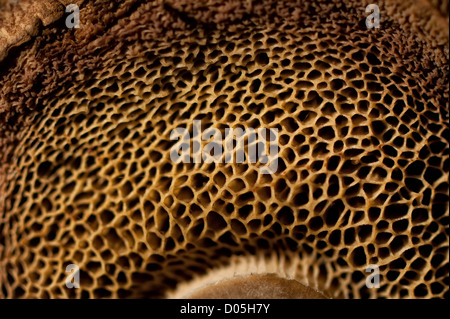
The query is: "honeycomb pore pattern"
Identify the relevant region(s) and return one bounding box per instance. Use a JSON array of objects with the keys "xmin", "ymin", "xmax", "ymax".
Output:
[{"xmin": 0, "ymin": 0, "xmax": 448, "ymax": 299}]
